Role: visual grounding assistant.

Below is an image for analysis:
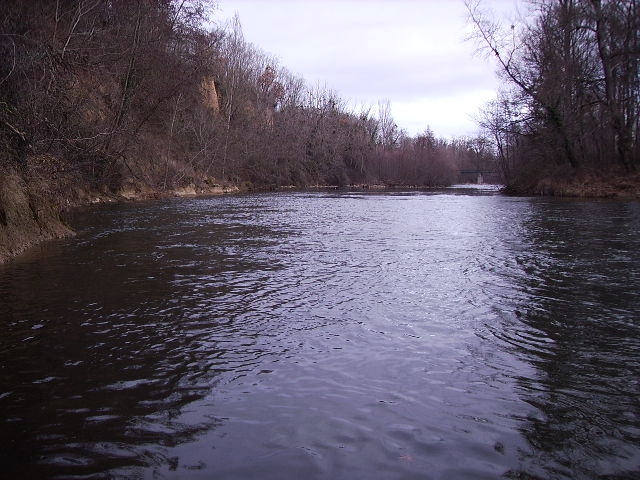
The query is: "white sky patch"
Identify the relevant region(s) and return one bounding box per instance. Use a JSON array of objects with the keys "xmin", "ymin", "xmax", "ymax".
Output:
[
  {"xmin": 215, "ymin": 0, "xmax": 522, "ymax": 138},
  {"xmin": 392, "ymin": 89, "xmax": 498, "ymax": 139}
]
